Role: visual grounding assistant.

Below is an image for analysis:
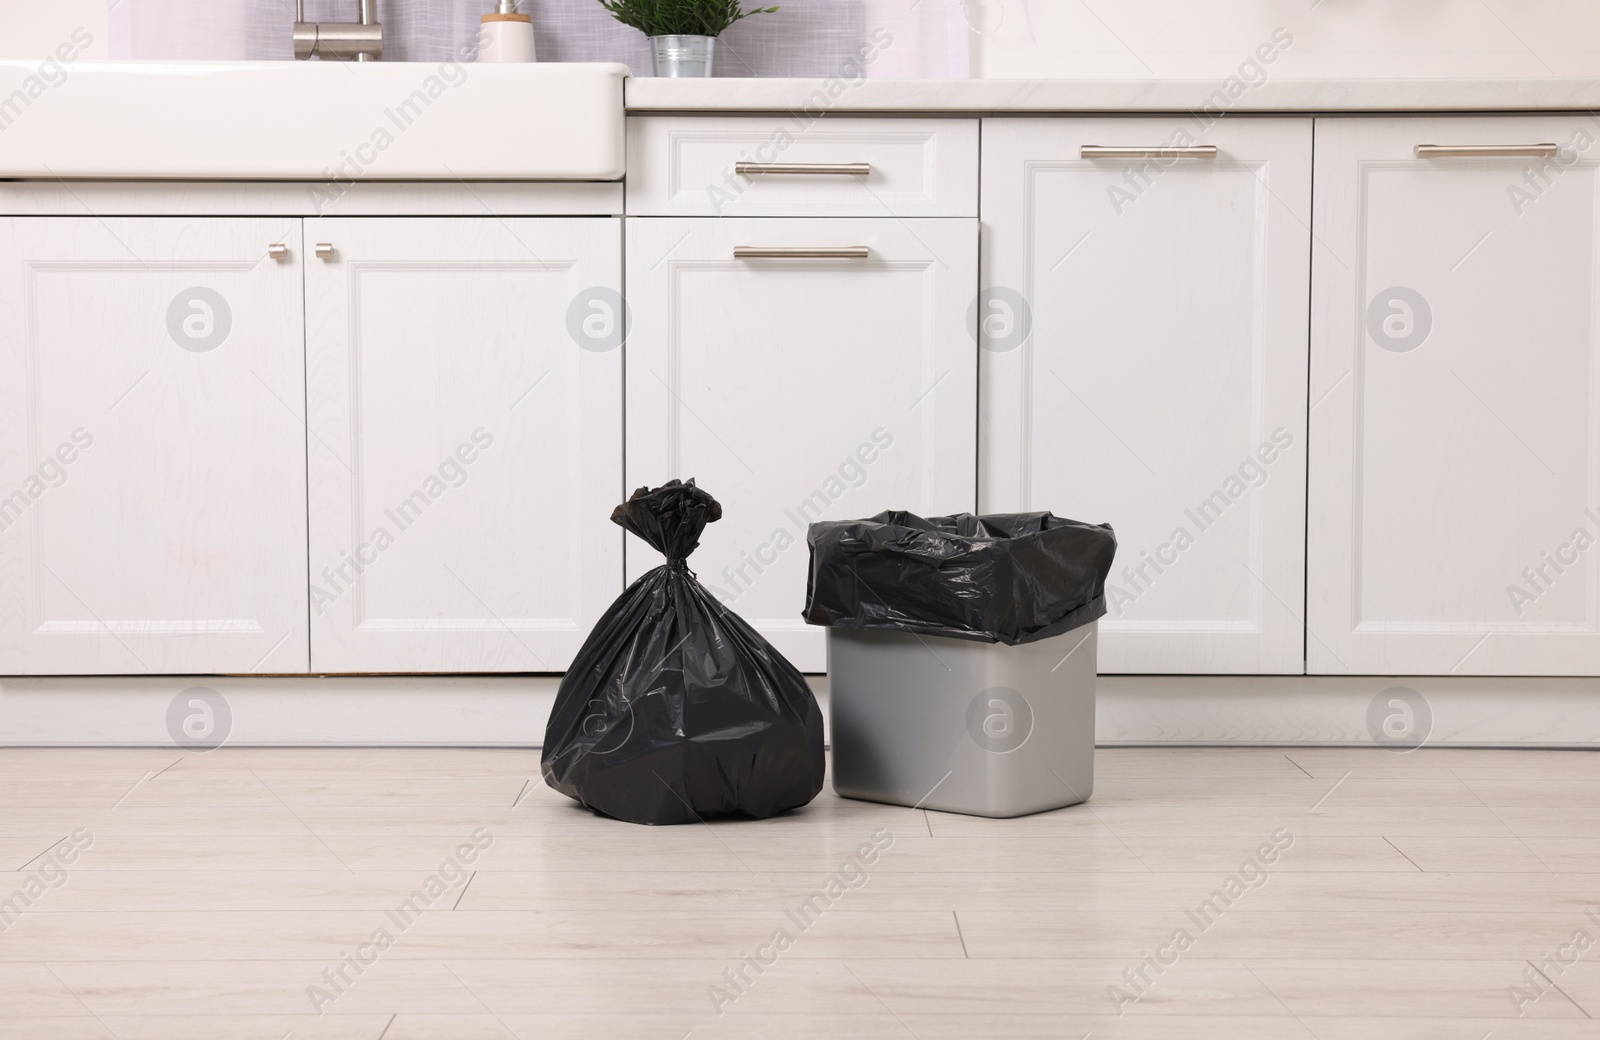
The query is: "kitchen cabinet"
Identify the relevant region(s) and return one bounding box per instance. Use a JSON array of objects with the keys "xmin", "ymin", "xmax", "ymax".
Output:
[
  {"xmin": 303, "ymin": 217, "xmax": 623, "ymax": 672},
  {"xmin": 980, "ymin": 117, "xmax": 1313, "ymax": 674},
  {"xmin": 0, "ymin": 217, "xmax": 309, "ymax": 674},
  {"xmin": 626, "ymin": 216, "xmax": 978, "ymax": 670},
  {"xmin": 13, "ymin": 108, "xmax": 1597, "ymax": 685},
  {"xmin": 1308, "ymin": 116, "xmax": 1600, "ymax": 675}
]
